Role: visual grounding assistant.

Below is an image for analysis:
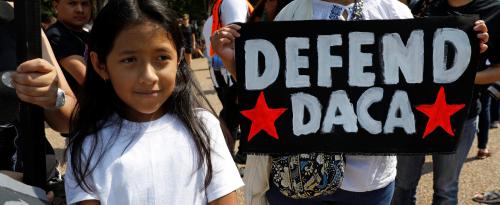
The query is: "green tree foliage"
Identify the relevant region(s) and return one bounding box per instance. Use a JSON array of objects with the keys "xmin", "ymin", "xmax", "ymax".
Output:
[
  {"xmin": 41, "ymin": 0, "xmax": 54, "ymax": 21},
  {"xmin": 162, "ymin": 0, "xmax": 210, "ymax": 22}
]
